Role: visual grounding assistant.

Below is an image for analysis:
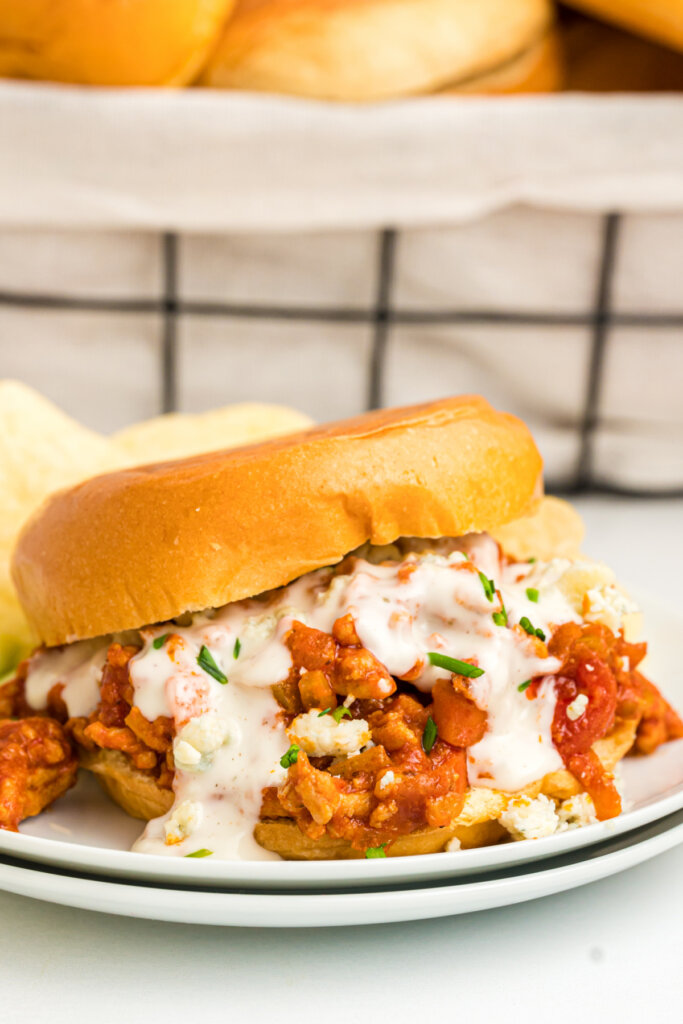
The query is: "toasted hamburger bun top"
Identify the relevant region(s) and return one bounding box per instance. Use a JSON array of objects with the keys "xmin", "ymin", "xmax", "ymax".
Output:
[
  {"xmin": 0, "ymin": 0, "xmax": 235, "ymax": 87},
  {"xmin": 201, "ymin": 0, "xmax": 555, "ymax": 100},
  {"xmin": 12, "ymin": 396, "xmax": 543, "ymax": 646}
]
